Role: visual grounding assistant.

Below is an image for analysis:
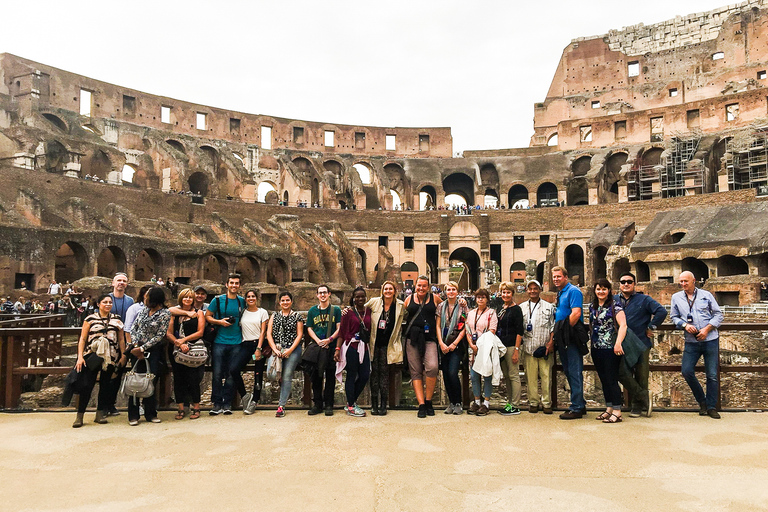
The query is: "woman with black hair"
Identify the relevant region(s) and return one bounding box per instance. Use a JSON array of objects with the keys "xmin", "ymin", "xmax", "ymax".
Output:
[
  {"xmin": 589, "ymin": 278, "xmax": 627, "ymax": 424},
  {"xmin": 266, "ymin": 291, "xmax": 304, "ymax": 418},
  {"xmin": 334, "ymin": 286, "xmax": 372, "ymax": 417},
  {"xmin": 126, "ymin": 286, "xmax": 171, "ymax": 426}
]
